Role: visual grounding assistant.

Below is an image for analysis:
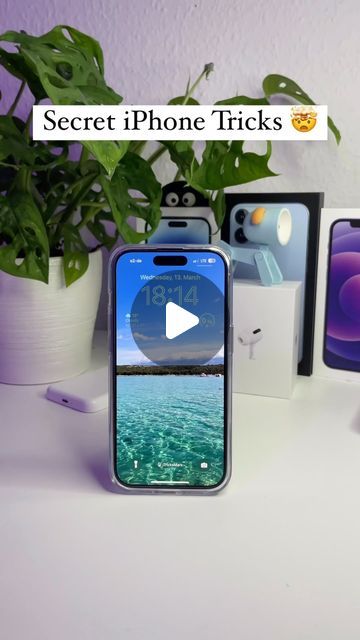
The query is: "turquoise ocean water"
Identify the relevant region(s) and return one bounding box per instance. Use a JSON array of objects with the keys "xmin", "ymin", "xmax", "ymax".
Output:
[{"xmin": 116, "ymin": 375, "xmax": 224, "ymax": 486}]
